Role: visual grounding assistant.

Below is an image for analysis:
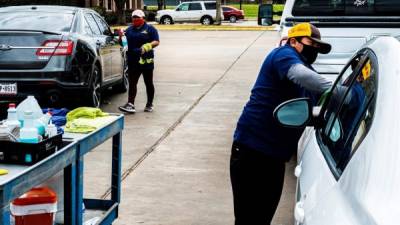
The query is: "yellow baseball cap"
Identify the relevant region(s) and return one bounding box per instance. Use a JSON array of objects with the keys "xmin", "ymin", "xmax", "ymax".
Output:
[{"xmin": 288, "ymin": 23, "xmax": 331, "ymax": 54}]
